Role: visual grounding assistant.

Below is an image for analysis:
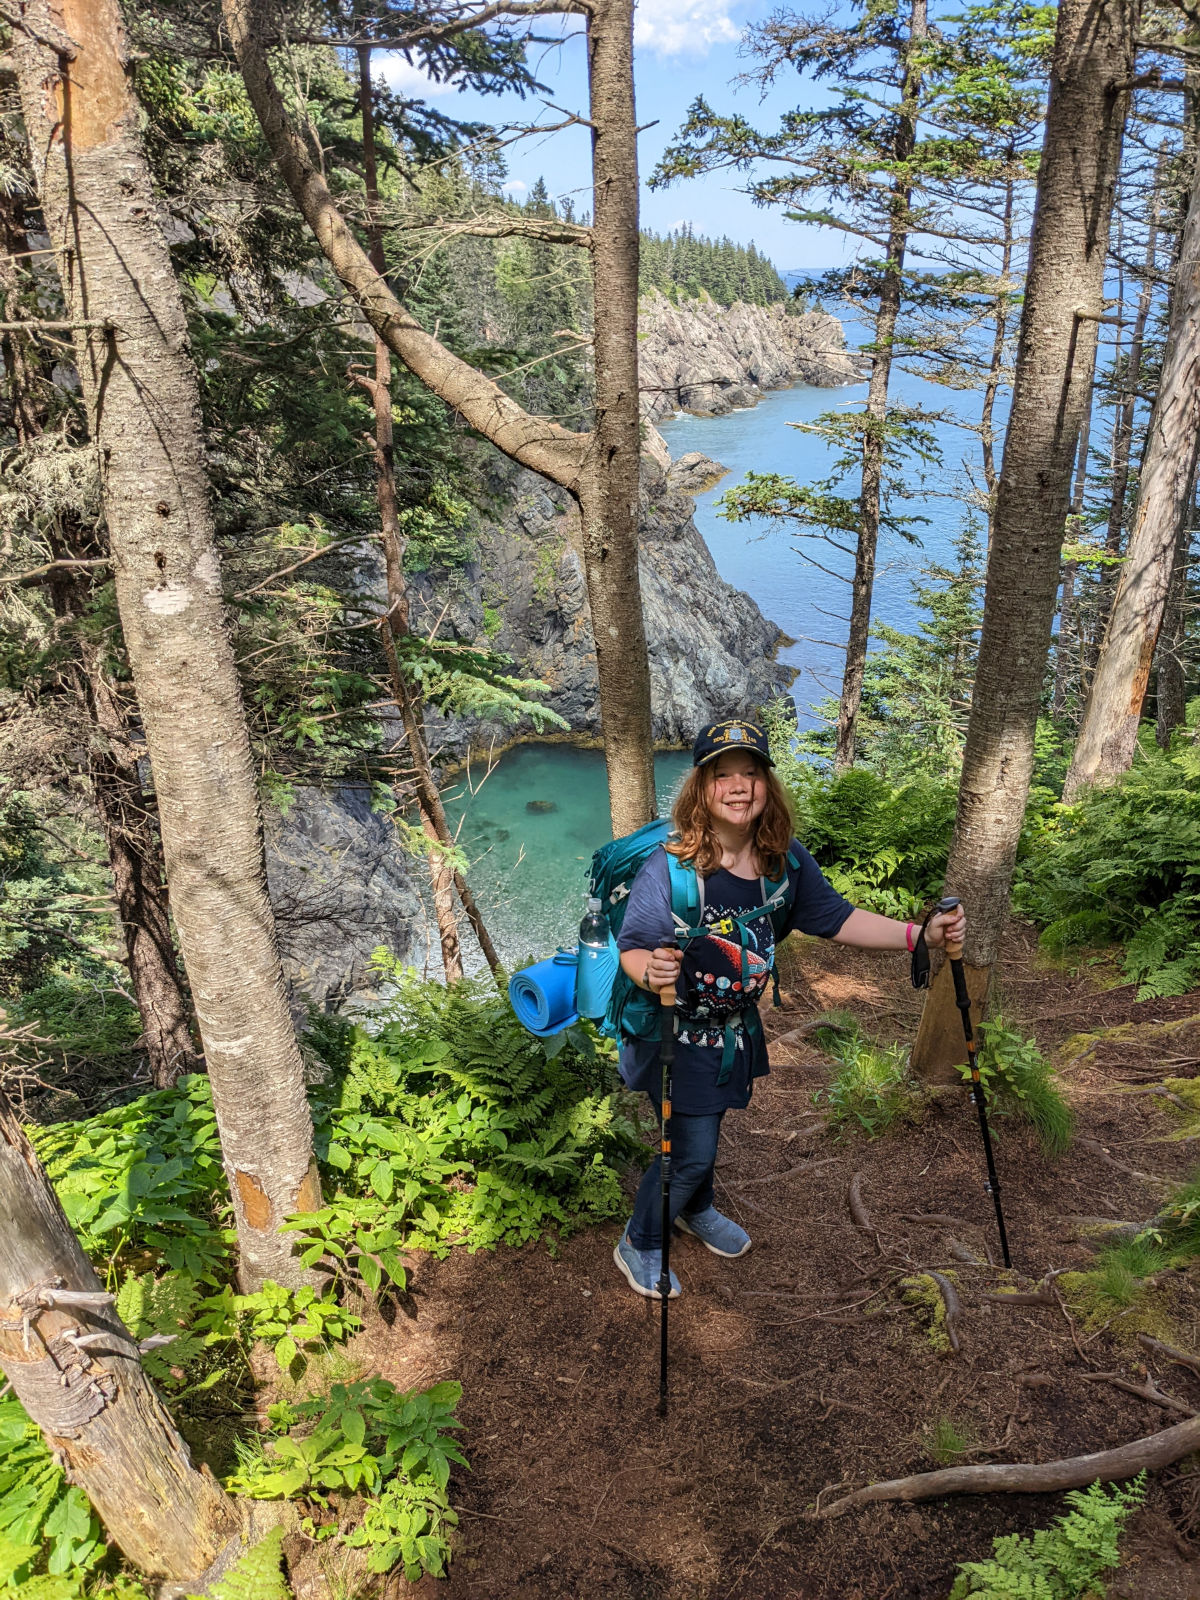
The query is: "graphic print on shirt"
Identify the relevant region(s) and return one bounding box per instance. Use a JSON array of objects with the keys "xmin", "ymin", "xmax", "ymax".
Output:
[{"xmin": 676, "ymin": 905, "xmax": 774, "ymax": 1049}]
